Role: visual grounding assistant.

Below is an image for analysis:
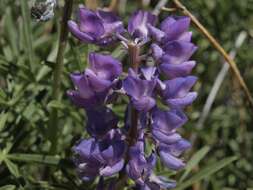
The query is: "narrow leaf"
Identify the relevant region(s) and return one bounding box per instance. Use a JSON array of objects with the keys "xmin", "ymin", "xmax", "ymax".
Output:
[
  {"xmin": 174, "ymin": 156, "xmax": 237, "ymax": 190},
  {"xmin": 7, "ymin": 153, "xmax": 61, "ymax": 165},
  {"xmin": 0, "ymin": 112, "xmax": 8, "ymax": 132},
  {"xmin": 179, "ymin": 146, "xmax": 210, "ymax": 182},
  {"xmin": 4, "ymin": 159, "xmax": 20, "ymax": 178},
  {"xmin": 0, "ymin": 185, "xmax": 16, "ymax": 190}
]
